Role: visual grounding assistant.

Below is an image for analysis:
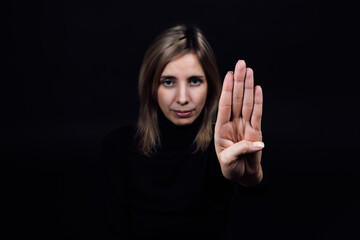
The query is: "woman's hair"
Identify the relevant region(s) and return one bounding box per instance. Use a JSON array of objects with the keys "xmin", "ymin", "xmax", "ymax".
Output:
[{"xmin": 136, "ymin": 24, "xmax": 221, "ymax": 156}]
